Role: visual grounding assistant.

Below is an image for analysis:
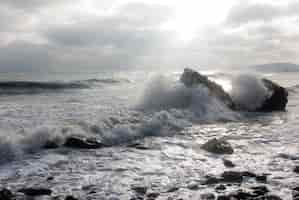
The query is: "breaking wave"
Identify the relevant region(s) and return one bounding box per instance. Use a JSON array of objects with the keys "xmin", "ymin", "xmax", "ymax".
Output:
[
  {"xmin": 0, "ymin": 72, "xmax": 285, "ymax": 164},
  {"xmin": 0, "ymin": 78, "xmax": 128, "ymax": 95}
]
